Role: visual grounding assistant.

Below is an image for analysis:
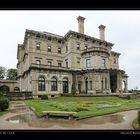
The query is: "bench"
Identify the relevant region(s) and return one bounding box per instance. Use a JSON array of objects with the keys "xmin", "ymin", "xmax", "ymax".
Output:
[{"xmin": 42, "ymin": 111, "xmax": 77, "ymax": 120}]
